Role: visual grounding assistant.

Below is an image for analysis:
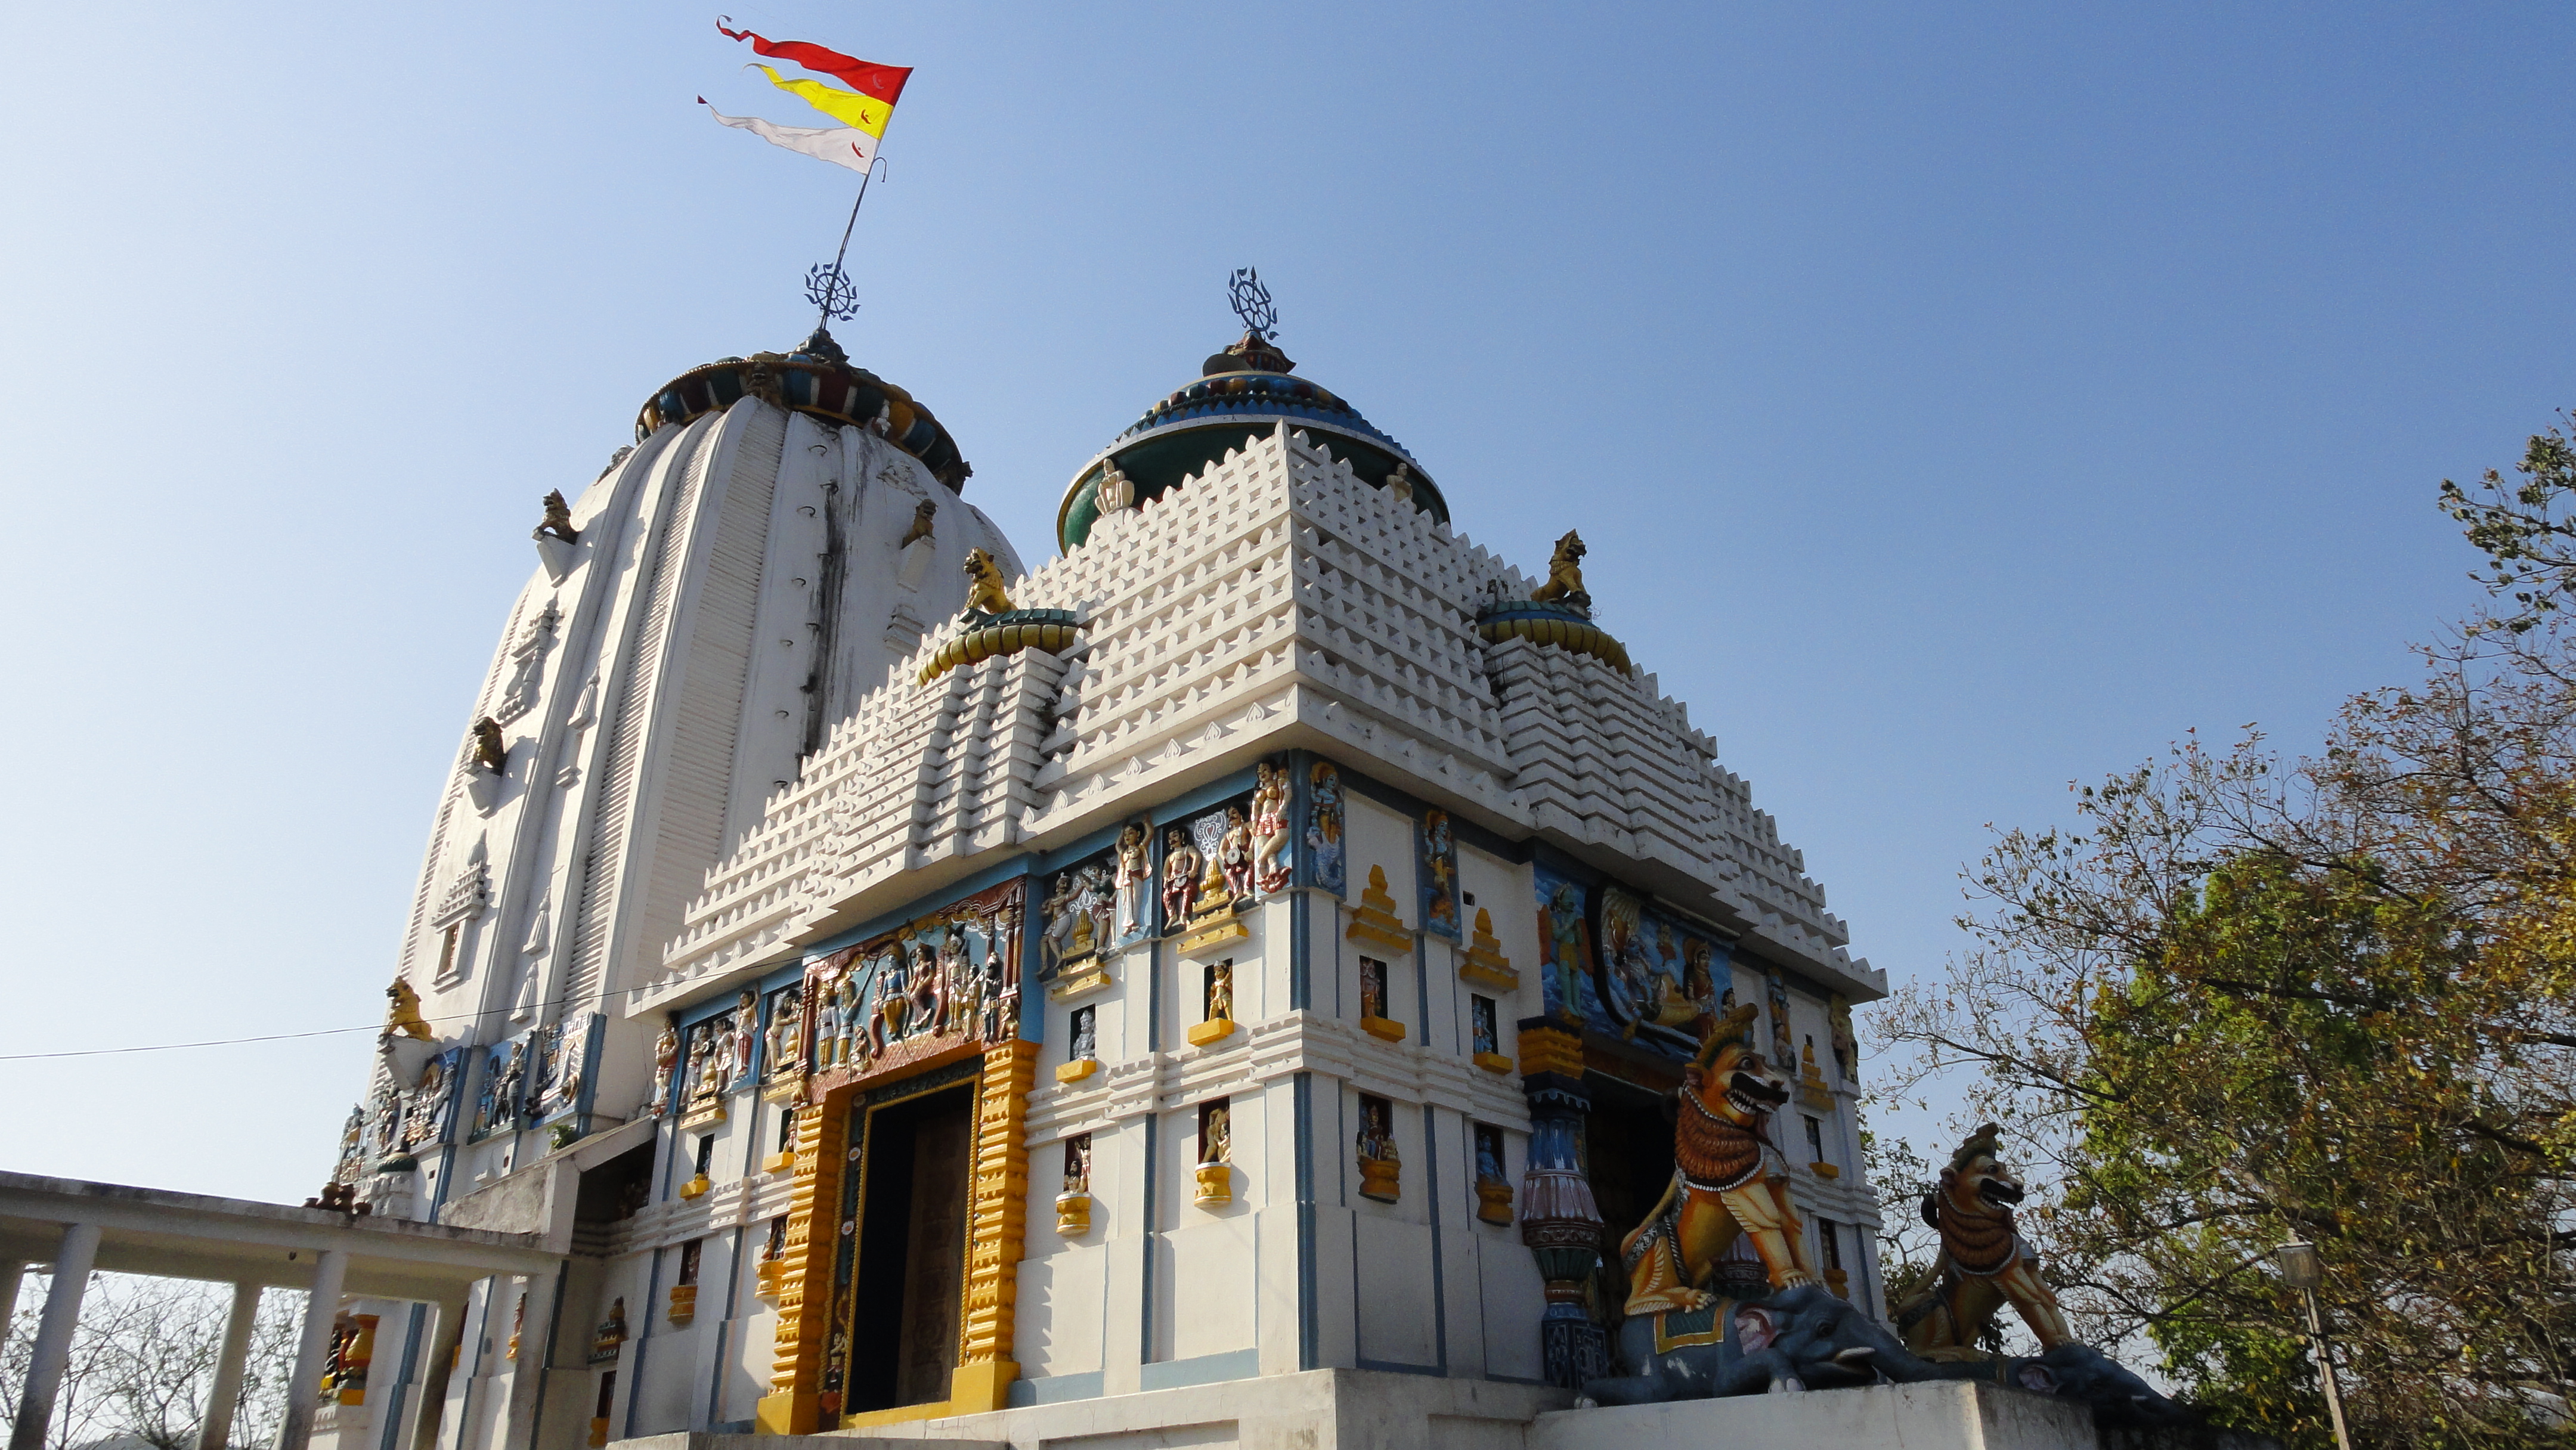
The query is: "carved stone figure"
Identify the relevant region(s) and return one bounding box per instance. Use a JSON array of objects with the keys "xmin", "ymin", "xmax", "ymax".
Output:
[
  {"xmin": 1063, "ymin": 1135, "xmax": 1092, "ymax": 1194},
  {"xmin": 764, "ymin": 988, "xmax": 802, "ymax": 1076},
  {"xmin": 1161, "ymin": 828, "xmax": 1200, "ymax": 926},
  {"xmin": 1828, "ymin": 995, "xmax": 1859, "ymax": 1083},
  {"xmin": 732, "ymin": 990, "xmax": 759, "ymax": 1079},
  {"xmin": 877, "ymin": 950, "xmax": 910, "ymax": 1047},
  {"xmin": 692, "ymin": 1023, "xmax": 728, "ymax": 1101},
  {"xmin": 1218, "ymin": 807, "xmax": 1254, "ymax": 901},
  {"xmin": 1040, "ymin": 873, "xmax": 1079, "ymax": 972},
  {"xmin": 1250, "ymin": 761, "xmax": 1292, "ymax": 894},
  {"xmin": 470, "ymin": 717, "xmax": 507, "ymax": 774},
  {"xmin": 912, "ymin": 940, "xmax": 945, "ymax": 1037},
  {"xmin": 535, "ymin": 489, "xmax": 578, "ymax": 544},
  {"xmin": 1577, "ymin": 1284, "xmax": 2189, "ymax": 1426},
  {"xmin": 1530, "ymin": 529, "xmax": 1589, "ymax": 610},
  {"xmin": 650, "ymin": 1024, "xmax": 679, "ymax": 1111},
  {"xmin": 1200, "ymin": 1102, "xmax": 1230, "ymax": 1165},
  {"xmin": 813, "ymin": 975, "xmax": 846, "ymax": 1071},
  {"xmin": 1892, "ymin": 1123, "xmax": 2076, "ymax": 1356},
  {"xmin": 961, "ymin": 547, "xmax": 1015, "ymax": 616},
  {"xmin": 1205, "ymin": 961, "xmax": 1234, "ymax": 1023},
  {"xmin": 981, "ymin": 935, "xmax": 1015, "ymax": 1044},
  {"xmin": 384, "ymin": 978, "xmax": 435, "ymax": 1042},
  {"xmin": 898, "ymin": 498, "xmax": 936, "ymax": 547},
  {"xmin": 1079, "ymin": 863, "xmax": 1114, "ymax": 951},
  {"xmin": 1305, "ymin": 764, "xmax": 1345, "ymax": 893},
  {"xmin": 1113, "ymin": 823, "xmax": 1151, "ymax": 937},
  {"xmin": 1096, "ymin": 463, "xmax": 1135, "ymax": 513},
  {"xmin": 1070, "ymin": 1005, "xmax": 1096, "ymax": 1062},
  {"xmin": 1620, "ymin": 1003, "xmax": 1819, "ymax": 1315}
]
